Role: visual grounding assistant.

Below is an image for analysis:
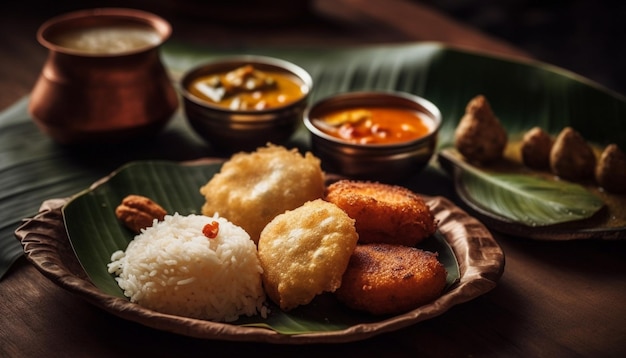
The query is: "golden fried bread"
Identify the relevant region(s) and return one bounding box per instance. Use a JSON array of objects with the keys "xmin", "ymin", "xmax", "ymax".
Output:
[
  {"xmin": 335, "ymin": 244, "xmax": 447, "ymax": 315},
  {"xmin": 324, "ymin": 180, "xmax": 436, "ymax": 246},
  {"xmin": 257, "ymin": 199, "xmax": 358, "ymax": 311},
  {"xmin": 200, "ymin": 144, "xmax": 325, "ymax": 243}
]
